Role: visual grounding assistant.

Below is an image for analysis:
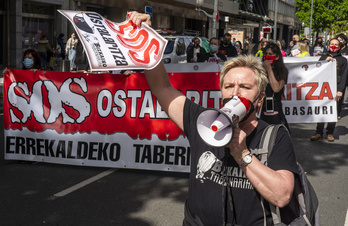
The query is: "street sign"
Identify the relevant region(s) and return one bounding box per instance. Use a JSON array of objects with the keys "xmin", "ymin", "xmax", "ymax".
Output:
[
  {"xmin": 145, "ymin": 5, "xmax": 153, "ymax": 22},
  {"xmin": 262, "ymin": 26, "xmax": 272, "ymax": 33},
  {"xmin": 304, "ymin": 27, "xmax": 309, "ymax": 36}
]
